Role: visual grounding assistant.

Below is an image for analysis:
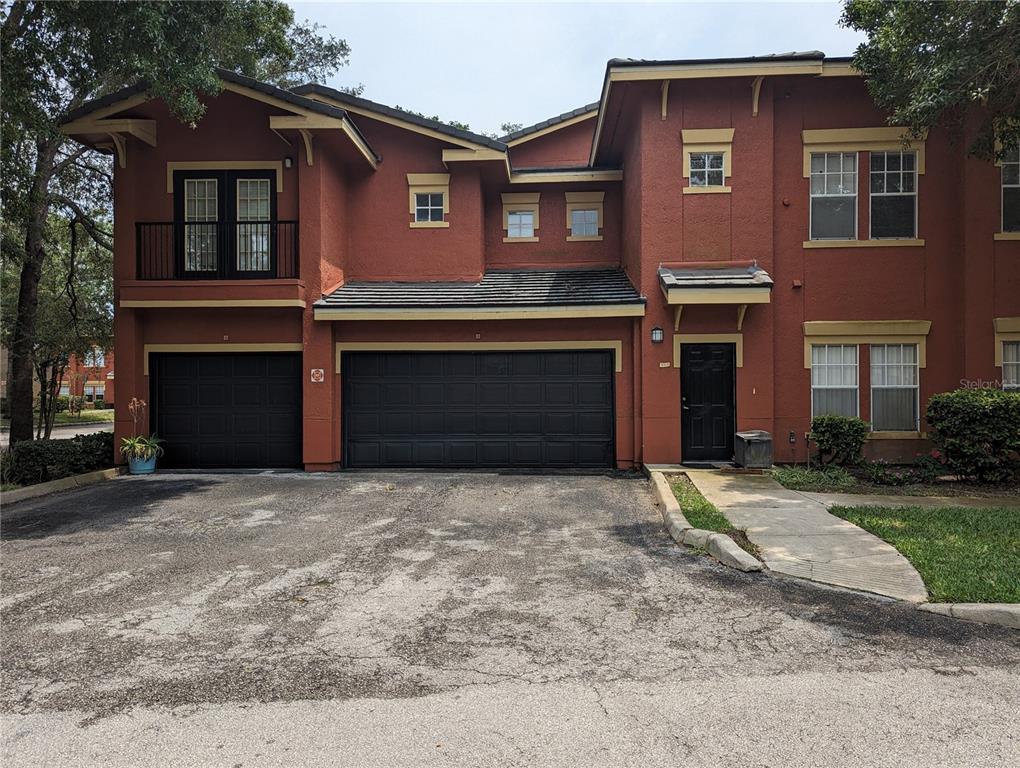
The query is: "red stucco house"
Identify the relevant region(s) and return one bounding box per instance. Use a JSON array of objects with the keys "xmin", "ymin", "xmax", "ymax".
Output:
[
  {"xmin": 59, "ymin": 349, "xmax": 115, "ymax": 405},
  {"xmin": 60, "ymin": 52, "xmax": 1020, "ymax": 470}
]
